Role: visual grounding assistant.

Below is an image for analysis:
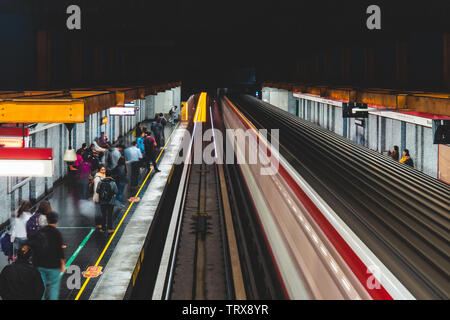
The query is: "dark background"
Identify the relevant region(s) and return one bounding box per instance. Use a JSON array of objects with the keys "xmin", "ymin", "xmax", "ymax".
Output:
[{"xmin": 0, "ymin": 0, "xmax": 449, "ymax": 97}]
